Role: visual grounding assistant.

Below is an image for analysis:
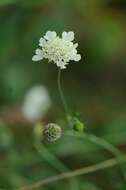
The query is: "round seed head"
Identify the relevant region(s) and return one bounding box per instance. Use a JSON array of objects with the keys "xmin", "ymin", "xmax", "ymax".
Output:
[{"xmin": 43, "ymin": 123, "xmax": 62, "ymax": 143}]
